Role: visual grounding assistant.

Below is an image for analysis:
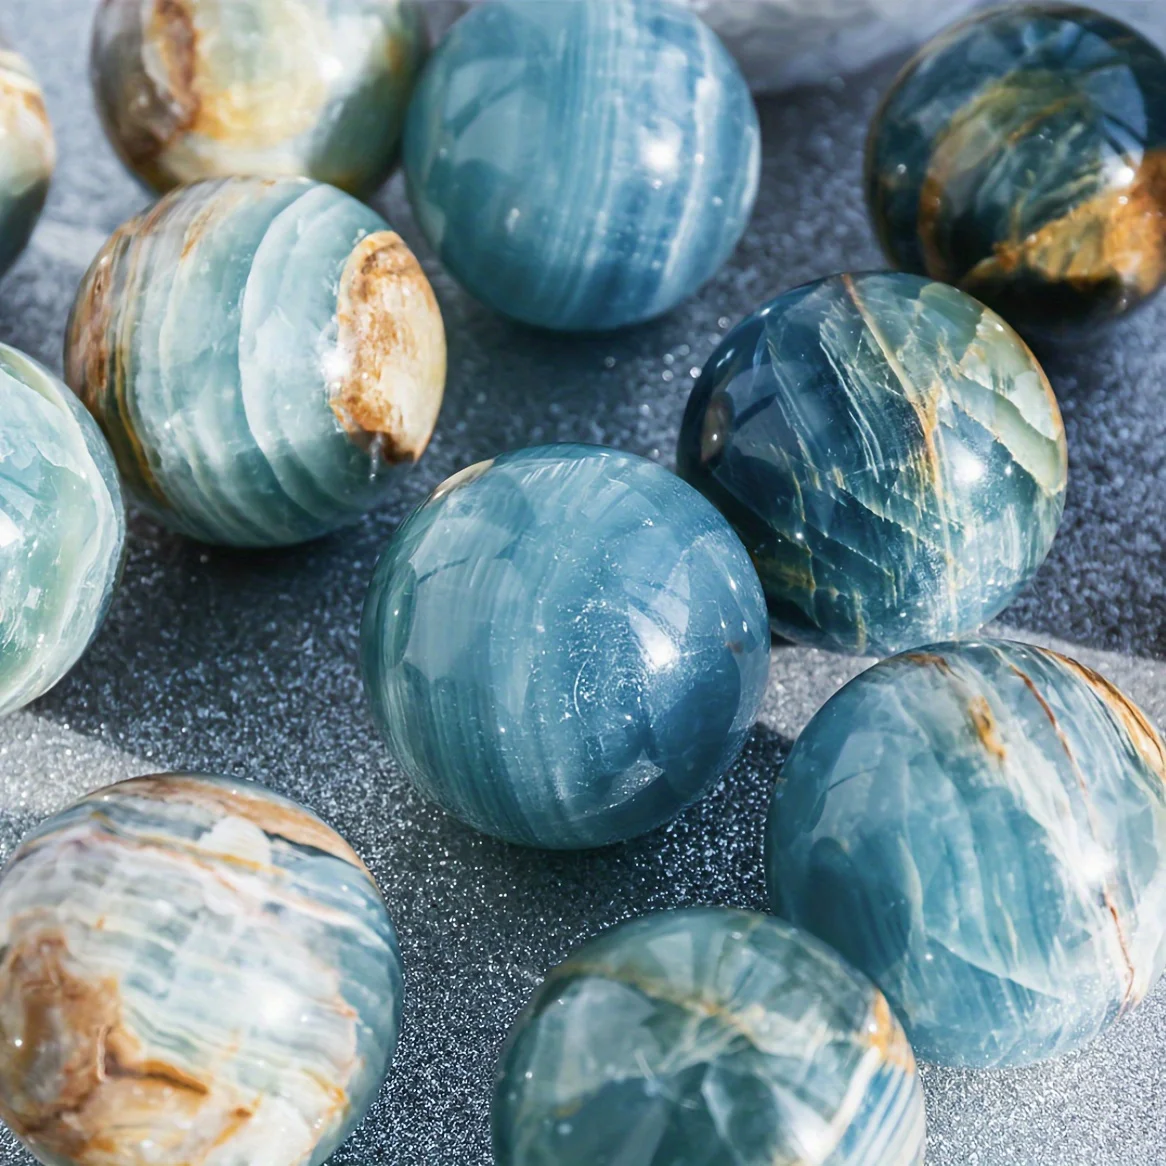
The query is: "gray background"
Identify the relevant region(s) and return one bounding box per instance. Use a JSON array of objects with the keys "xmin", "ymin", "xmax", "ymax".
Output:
[{"xmin": 3, "ymin": 0, "xmax": 1166, "ymax": 1162}]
